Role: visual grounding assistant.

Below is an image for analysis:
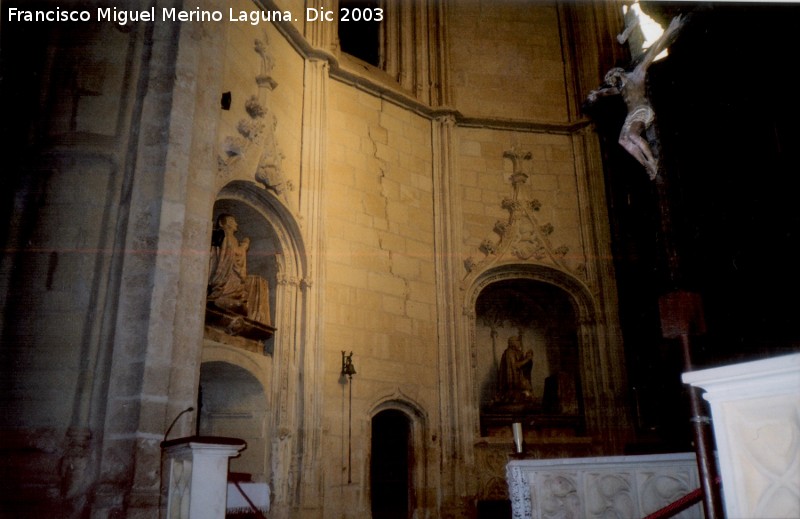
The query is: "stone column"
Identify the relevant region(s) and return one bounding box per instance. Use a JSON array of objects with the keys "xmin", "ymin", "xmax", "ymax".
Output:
[
  {"xmin": 682, "ymin": 353, "xmax": 800, "ymax": 519},
  {"xmin": 161, "ymin": 436, "xmax": 246, "ymax": 519},
  {"xmin": 305, "ymin": 0, "xmax": 337, "ymax": 53}
]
